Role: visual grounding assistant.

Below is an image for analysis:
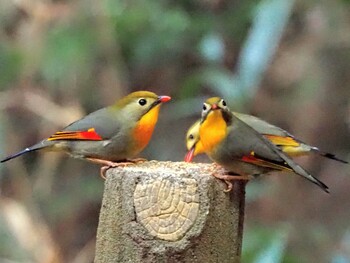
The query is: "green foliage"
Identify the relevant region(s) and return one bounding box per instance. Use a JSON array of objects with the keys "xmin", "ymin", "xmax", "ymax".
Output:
[
  {"xmin": 242, "ymin": 225, "xmax": 304, "ymax": 263},
  {"xmin": 0, "ymin": 44, "xmax": 23, "ymax": 90},
  {"xmin": 41, "ymin": 21, "xmax": 98, "ymax": 86},
  {"xmin": 106, "ymin": 0, "xmax": 191, "ymax": 67}
]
